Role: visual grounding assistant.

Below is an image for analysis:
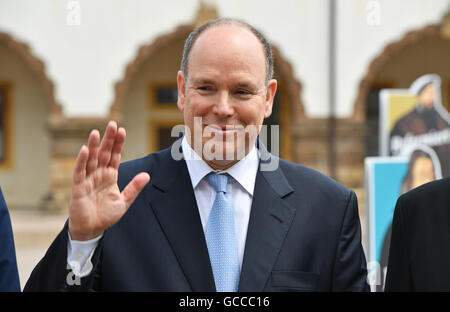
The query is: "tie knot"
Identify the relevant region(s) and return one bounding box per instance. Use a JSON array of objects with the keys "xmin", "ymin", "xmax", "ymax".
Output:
[{"xmin": 206, "ymin": 173, "xmax": 228, "ymax": 193}]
